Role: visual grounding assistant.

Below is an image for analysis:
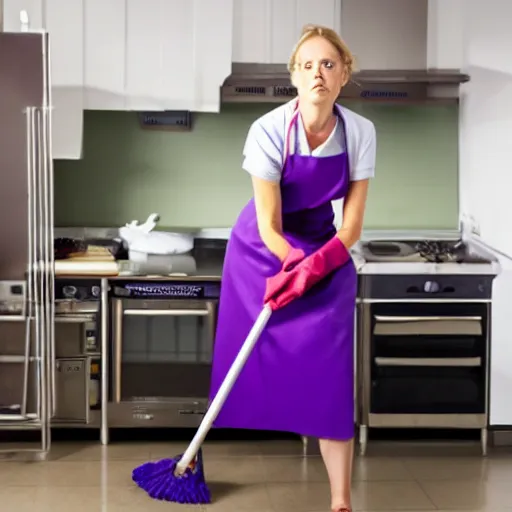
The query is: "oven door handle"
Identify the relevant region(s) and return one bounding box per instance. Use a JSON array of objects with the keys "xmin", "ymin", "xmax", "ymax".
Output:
[
  {"xmin": 374, "ymin": 315, "xmax": 482, "ymax": 322},
  {"xmin": 122, "ymin": 309, "xmax": 210, "ymax": 317},
  {"xmin": 373, "ymin": 315, "xmax": 483, "ymax": 336},
  {"xmin": 375, "ymin": 356, "xmax": 482, "ymax": 367},
  {"xmin": 55, "ymin": 314, "xmax": 97, "ymax": 323}
]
